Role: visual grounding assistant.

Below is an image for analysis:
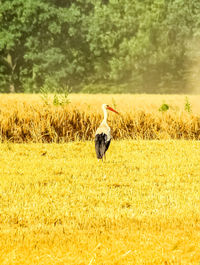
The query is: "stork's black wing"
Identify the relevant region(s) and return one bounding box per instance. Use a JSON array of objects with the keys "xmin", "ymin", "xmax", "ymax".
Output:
[
  {"xmin": 95, "ymin": 133, "xmax": 111, "ymax": 159},
  {"xmin": 105, "ymin": 138, "xmax": 110, "ymax": 152}
]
